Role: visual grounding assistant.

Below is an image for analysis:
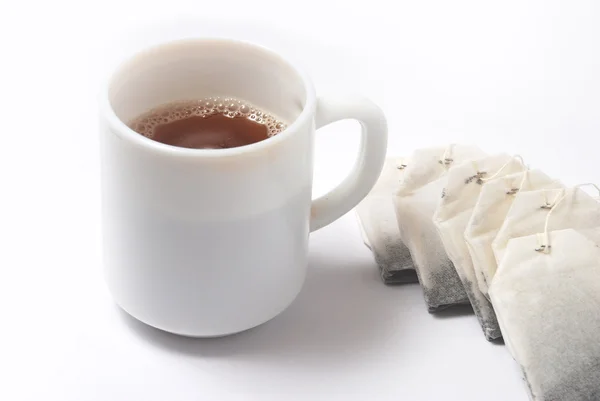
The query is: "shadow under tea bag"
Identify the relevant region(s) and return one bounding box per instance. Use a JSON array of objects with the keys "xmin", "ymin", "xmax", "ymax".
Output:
[
  {"xmin": 433, "ymin": 154, "xmax": 525, "ymax": 340},
  {"xmin": 489, "ymin": 228, "xmax": 600, "ymax": 401},
  {"xmin": 492, "ymin": 187, "xmax": 600, "ymax": 272},
  {"xmin": 356, "ymin": 157, "xmax": 418, "ymax": 284},
  {"xmin": 464, "ymin": 169, "xmax": 562, "ymax": 299},
  {"xmin": 394, "ymin": 145, "xmax": 486, "ymax": 312}
]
